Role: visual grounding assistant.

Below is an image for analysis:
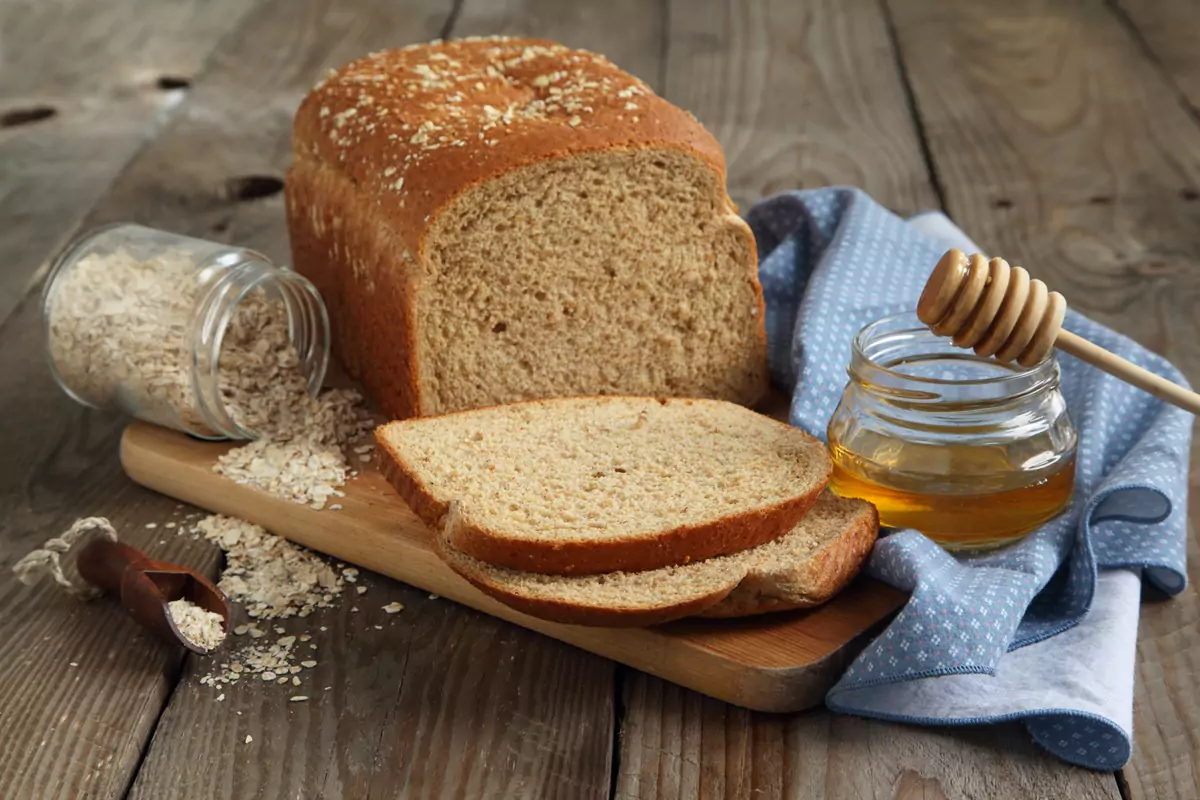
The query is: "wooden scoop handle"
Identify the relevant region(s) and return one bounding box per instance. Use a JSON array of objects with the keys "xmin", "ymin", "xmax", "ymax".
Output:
[
  {"xmin": 75, "ymin": 538, "xmax": 162, "ymax": 594},
  {"xmin": 918, "ymin": 249, "xmax": 1200, "ymax": 415}
]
